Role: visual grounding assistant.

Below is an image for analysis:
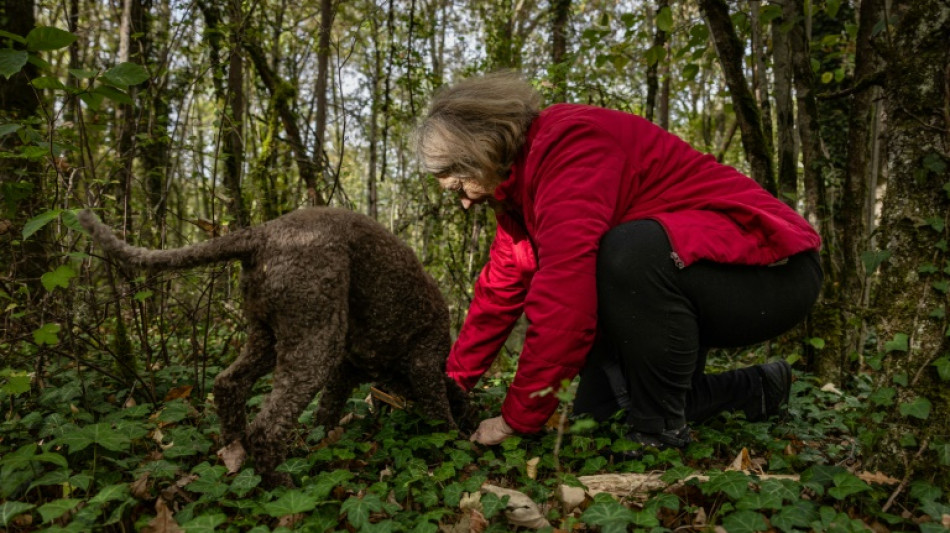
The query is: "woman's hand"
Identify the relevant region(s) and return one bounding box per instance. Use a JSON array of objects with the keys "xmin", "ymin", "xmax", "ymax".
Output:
[{"xmin": 470, "ymin": 415, "xmax": 516, "ymax": 445}]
